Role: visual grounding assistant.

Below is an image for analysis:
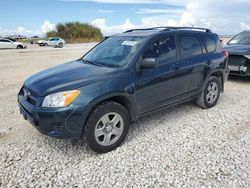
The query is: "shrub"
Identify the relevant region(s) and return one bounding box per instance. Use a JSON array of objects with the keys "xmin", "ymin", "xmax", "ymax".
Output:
[{"xmin": 47, "ymin": 22, "xmax": 103, "ymax": 43}]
